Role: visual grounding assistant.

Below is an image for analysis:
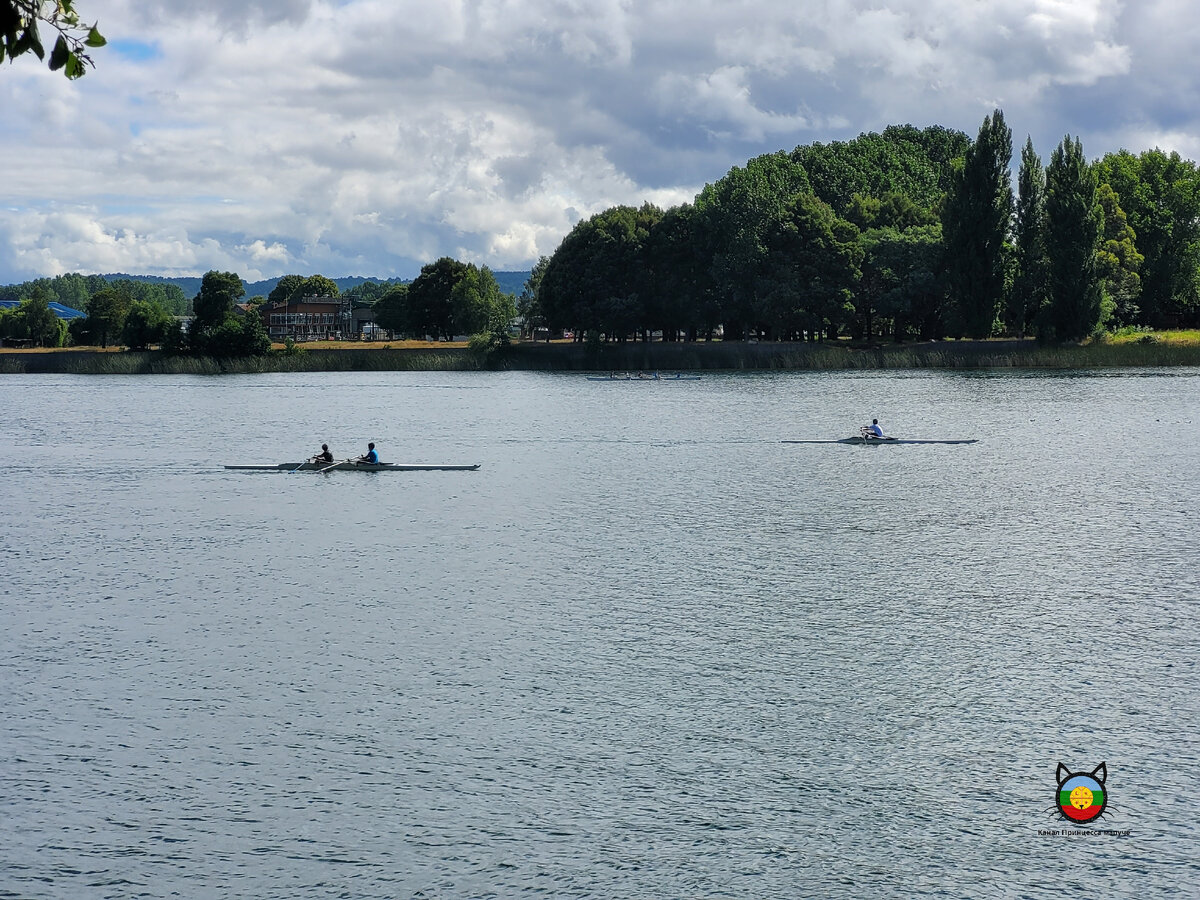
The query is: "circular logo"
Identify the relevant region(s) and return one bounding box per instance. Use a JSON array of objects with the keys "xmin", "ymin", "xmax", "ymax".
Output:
[{"xmin": 1056, "ymin": 763, "xmax": 1107, "ymax": 824}]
